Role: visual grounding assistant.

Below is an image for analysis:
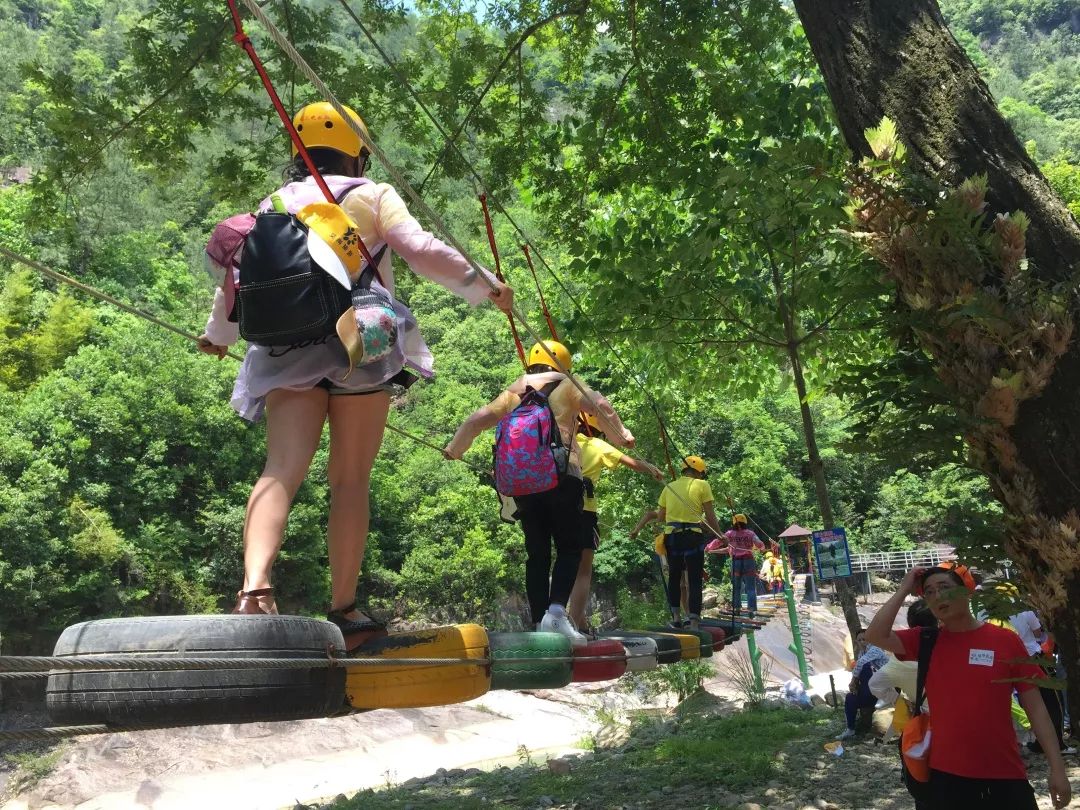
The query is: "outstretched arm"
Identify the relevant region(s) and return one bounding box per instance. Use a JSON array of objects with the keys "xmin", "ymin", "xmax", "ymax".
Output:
[
  {"xmin": 629, "ymin": 508, "xmax": 660, "ymax": 539},
  {"xmin": 444, "ymin": 390, "xmax": 518, "ymax": 459},
  {"xmin": 619, "ymin": 455, "xmax": 664, "ymax": 482}
]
